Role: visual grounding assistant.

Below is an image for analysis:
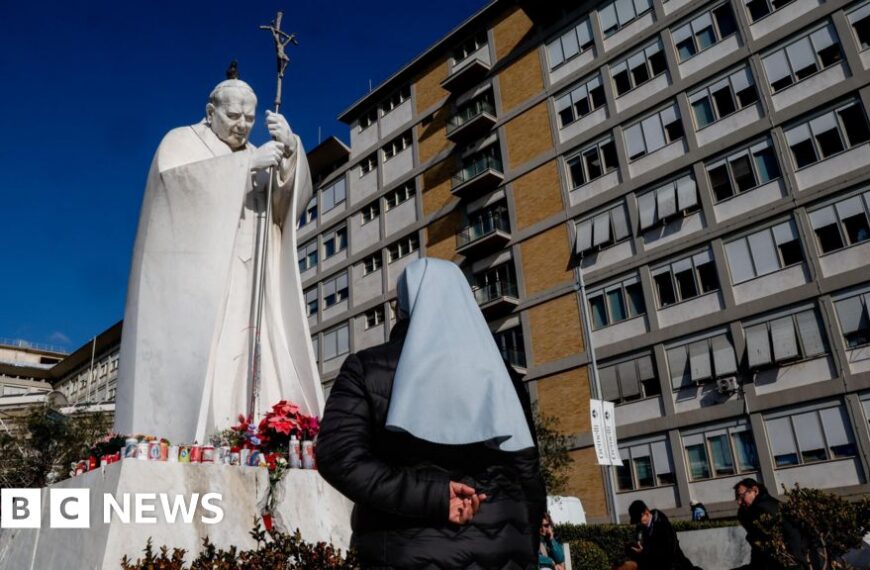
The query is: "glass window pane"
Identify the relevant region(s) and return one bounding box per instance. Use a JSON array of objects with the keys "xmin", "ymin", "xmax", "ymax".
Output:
[
  {"xmin": 693, "ymin": 98, "xmax": 715, "ymax": 127},
  {"xmin": 590, "ymin": 295, "xmax": 608, "ymax": 329},
  {"xmin": 731, "ymin": 154, "xmax": 757, "ymax": 192},
  {"xmin": 733, "ymin": 431, "xmax": 760, "ymax": 472},
  {"xmin": 753, "ymin": 147, "xmax": 781, "ymax": 183},
  {"xmin": 686, "ymin": 444, "xmax": 711, "ymax": 480},
  {"xmin": 634, "ymin": 456, "xmax": 654, "ymax": 487},
  {"xmin": 607, "ymin": 289, "xmax": 627, "ymax": 322},
  {"xmin": 626, "ymin": 282, "xmax": 645, "ymax": 316},
  {"xmin": 709, "ymin": 434, "xmax": 736, "ymax": 476}
]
